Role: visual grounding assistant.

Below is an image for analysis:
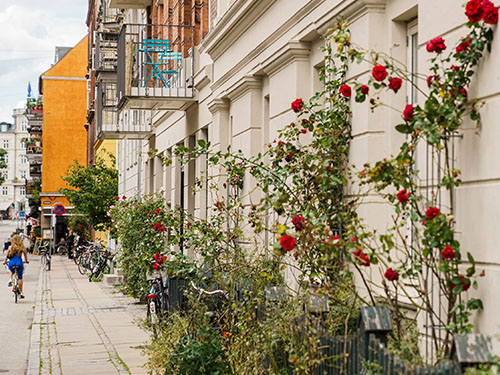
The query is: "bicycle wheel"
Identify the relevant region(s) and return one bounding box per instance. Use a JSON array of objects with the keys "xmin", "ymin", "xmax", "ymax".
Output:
[
  {"xmin": 78, "ymin": 257, "xmax": 88, "ymax": 275},
  {"xmin": 41, "ymin": 254, "xmax": 47, "ymax": 269},
  {"xmin": 13, "ymin": 279, "xmax": 18, "ymax": 304},
  {"xmin": 57, "ymin": 245, "xmax": 67, "ymax": 256}
]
